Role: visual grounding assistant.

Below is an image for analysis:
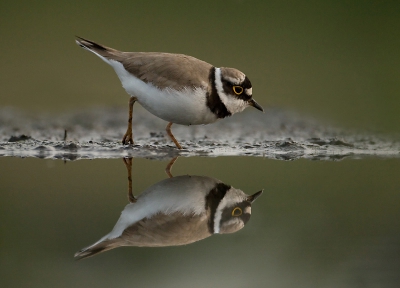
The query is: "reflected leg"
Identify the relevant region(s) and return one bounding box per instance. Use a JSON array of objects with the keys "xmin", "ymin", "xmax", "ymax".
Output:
[
  {"xmin": 165, "ymin": 156, "xmax": 178, "ymax": 178},
  {"xmin": 166, "ymin": 122, "xmax": 182, "ymax": 149},
  {"xmin": 122, "ymin": 157, "xmax": 136, "ymax": 203},
  {"xmin": 122, "ymin": 96, "xmax": 137, "ymax": 145}
]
